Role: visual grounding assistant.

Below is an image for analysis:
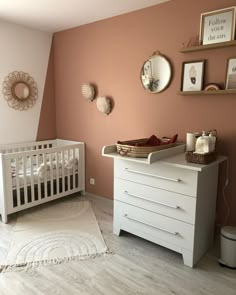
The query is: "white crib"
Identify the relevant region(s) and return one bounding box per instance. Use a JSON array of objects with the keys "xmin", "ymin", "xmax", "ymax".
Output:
[{"xmin": 0, "ymin": 139, "xmax": 85, "ymax": 223}]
